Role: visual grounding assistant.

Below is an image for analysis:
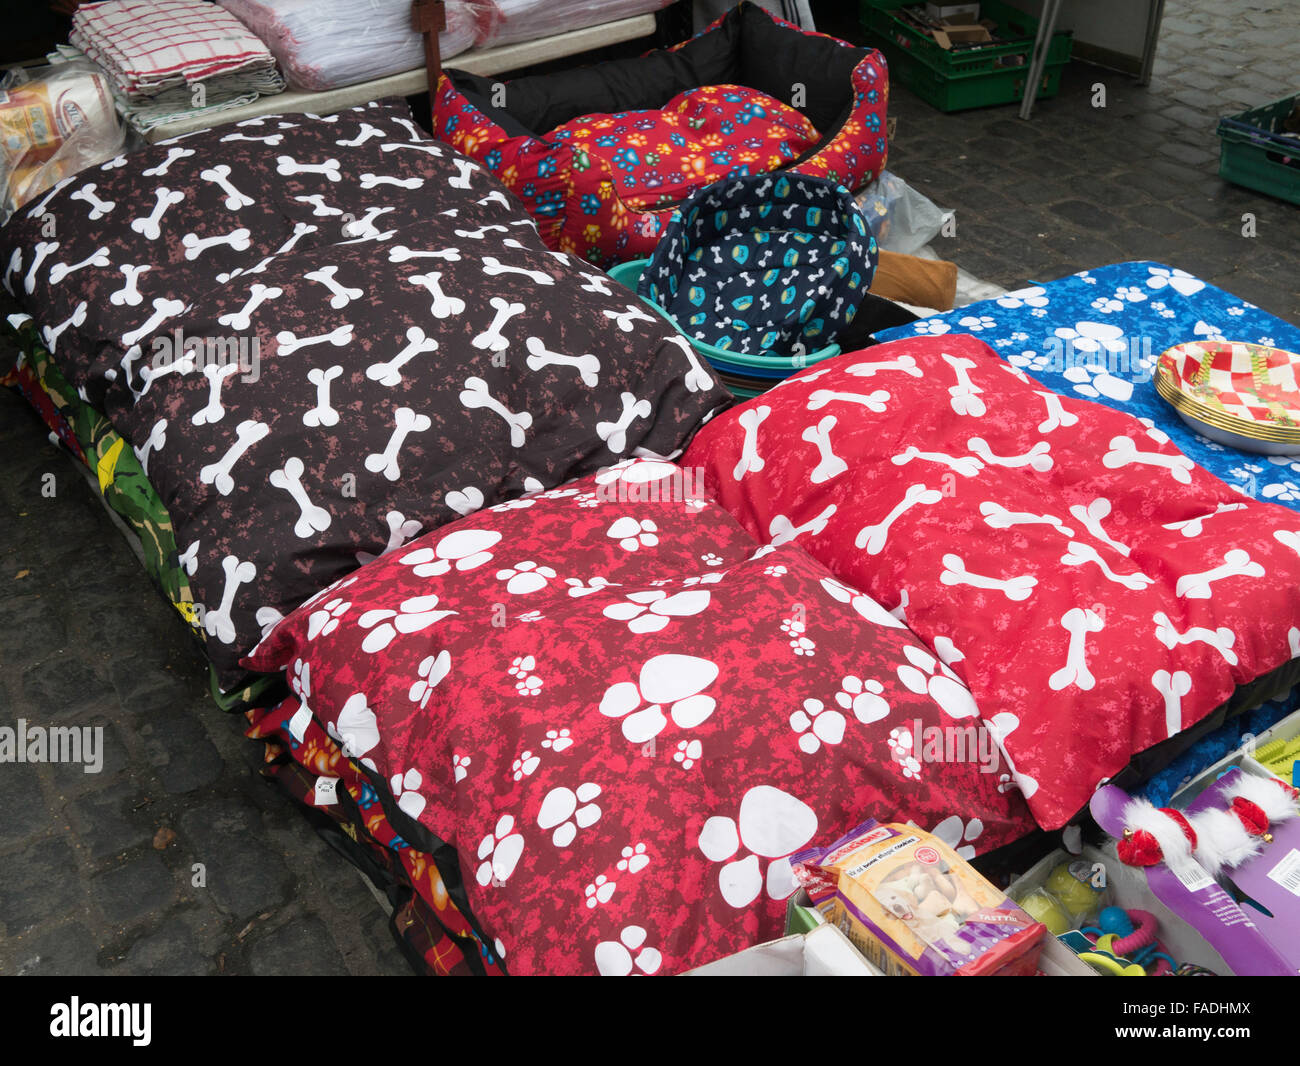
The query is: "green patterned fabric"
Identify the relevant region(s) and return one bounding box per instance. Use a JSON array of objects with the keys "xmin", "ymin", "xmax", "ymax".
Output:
[{"xmin": 4, "ymin": 318, "xmax": 273, "ymax": 710}]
